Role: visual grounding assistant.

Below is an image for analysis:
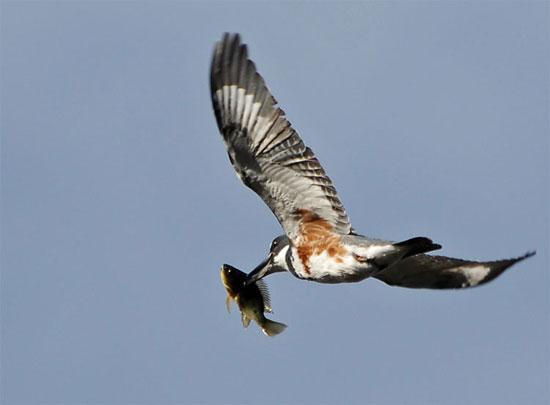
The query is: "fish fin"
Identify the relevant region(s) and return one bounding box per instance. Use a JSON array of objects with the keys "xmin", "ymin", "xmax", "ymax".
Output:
[
  {"xmin": 241, "ymin": 312, "xmax": 251, "ymax": 328},
  {"xmin": 225, "ymin": 295, "xmax": 232, "ymax": 313},
  {"xmin": 261, "ymin": 318, "xmax": 287, "ymax": 337},
  {"xmin": 256, "ymin": 279, "xmax": 272, "ymax": 313}
]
